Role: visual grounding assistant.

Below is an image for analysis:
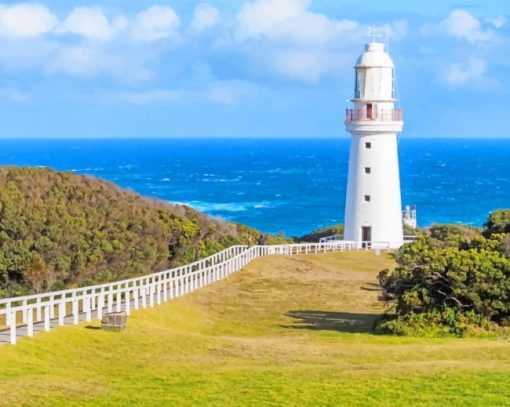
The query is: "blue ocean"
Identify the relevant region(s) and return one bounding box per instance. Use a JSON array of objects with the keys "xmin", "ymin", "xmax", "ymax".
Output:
[{"xmin": 0, "ymin": 138, "xmax": 508, "ymax": 237}]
